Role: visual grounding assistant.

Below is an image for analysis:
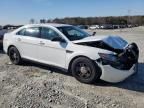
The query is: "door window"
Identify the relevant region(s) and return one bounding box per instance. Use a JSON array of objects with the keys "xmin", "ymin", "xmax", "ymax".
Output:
[
  {"xmin": 17, "ymin": 27, "xmax": 40, "ymax": 38},
  {"xmin": 16, "ymin": 28, "xmax": 26, "ymax": 36},
  {"xmin": 40, "ymin": 27, "xmax": 60, "ymax": 40}
]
